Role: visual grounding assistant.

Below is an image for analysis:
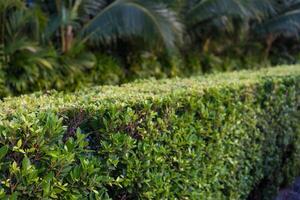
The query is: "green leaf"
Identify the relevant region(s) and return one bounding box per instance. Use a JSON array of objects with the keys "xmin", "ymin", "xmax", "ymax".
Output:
[
  {"xmin": 22, "ymin": 156, "xmax": 31, "ymax": 172},
  {"xmin": 42, "ymin": 180, "xmax": 50, "ymax": 197},
  {"xmin": 17, "ymin": 139, "xmax": 22, "ymax": 148},
  {"xmin": 0, "ymin": 145, "xmax": 8, "ymax": 160},
  {"xmin": 9, "ymin": 192, "xmax": 18, "ymax": 200}
]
